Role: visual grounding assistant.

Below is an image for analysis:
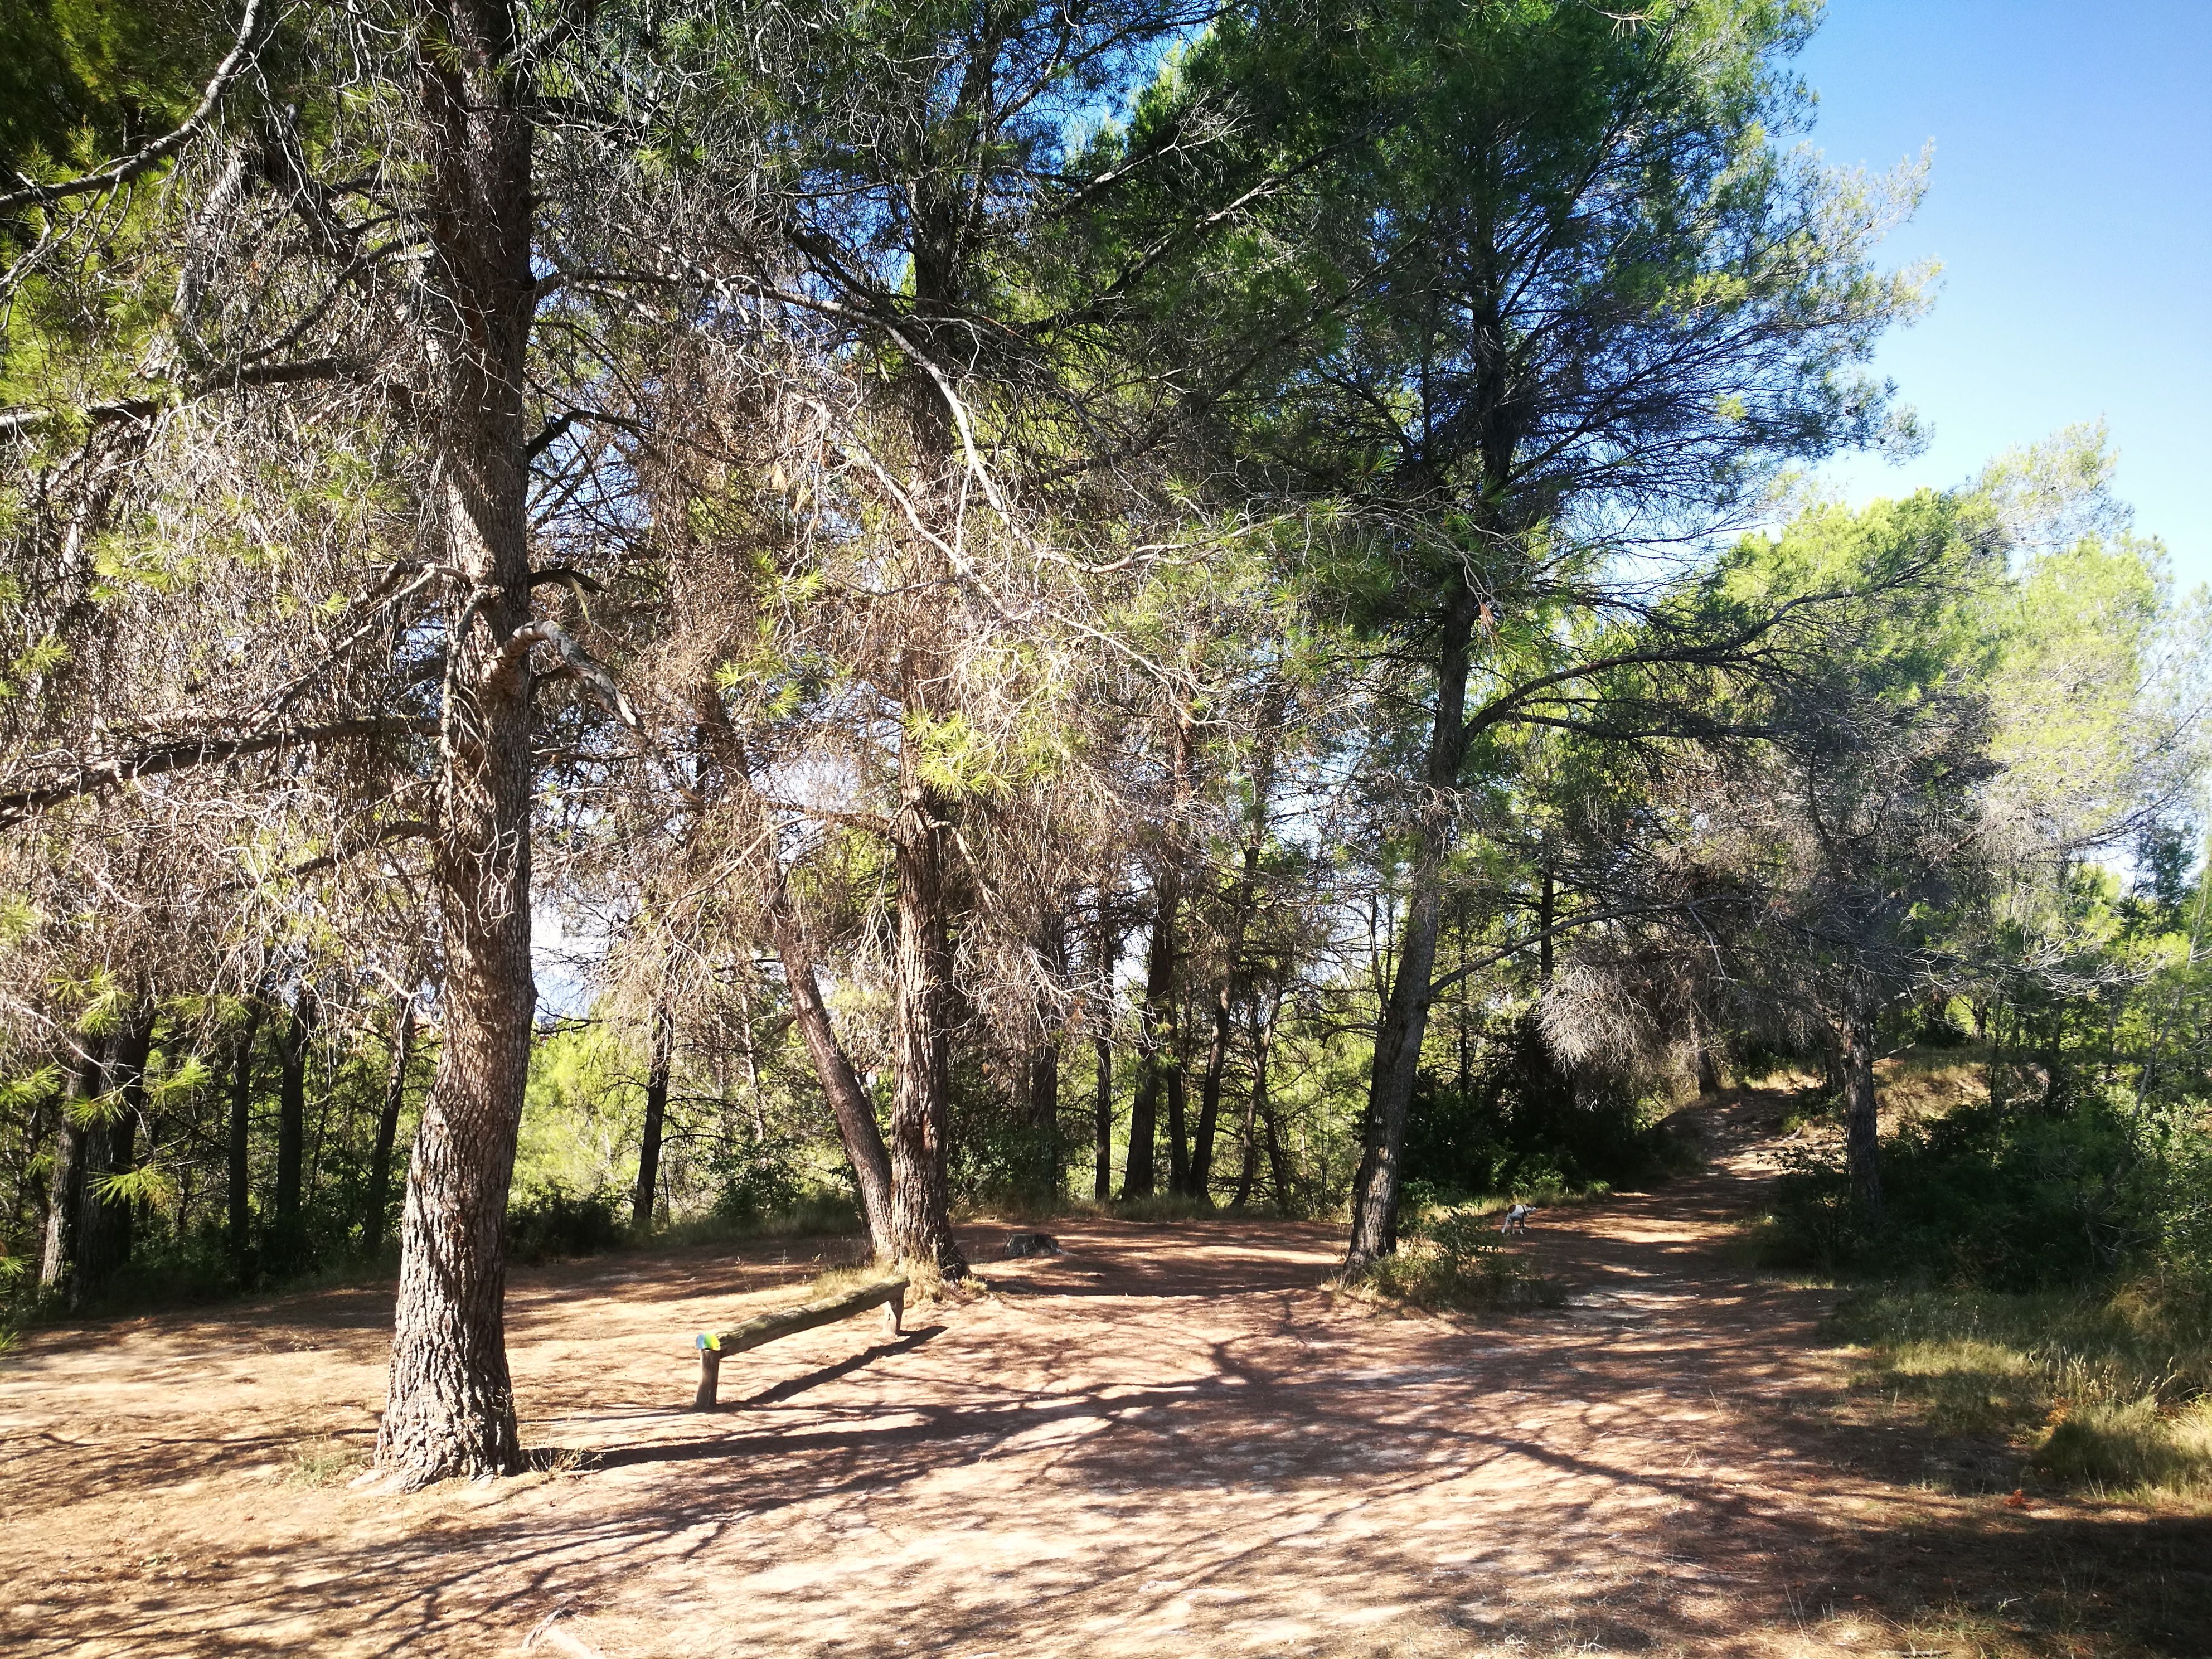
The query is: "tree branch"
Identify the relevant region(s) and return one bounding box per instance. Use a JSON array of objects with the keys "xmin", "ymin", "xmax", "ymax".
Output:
[{"xmin": 0, "ymin": 0, "xmax": 268, "ymax": 217}]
